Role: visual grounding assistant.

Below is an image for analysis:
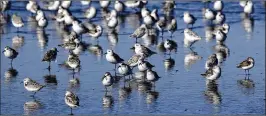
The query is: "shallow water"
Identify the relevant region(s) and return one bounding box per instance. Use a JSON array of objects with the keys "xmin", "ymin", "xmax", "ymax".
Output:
[{"xmin": 1, "ymin": 1, "xmax": 265, "ymax": 115}]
